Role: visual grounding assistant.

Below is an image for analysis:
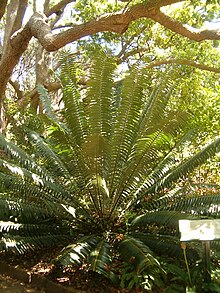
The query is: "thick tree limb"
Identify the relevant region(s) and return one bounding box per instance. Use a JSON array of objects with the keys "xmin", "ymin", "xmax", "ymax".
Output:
[
  {"xmin": 28, "ymin": 1, "xmax": 220, "ymax": 52},
  {"xmin": 9, "ymin": 79, "xmax": 23, "ymax": 100},
  {"xmin": 3, "ymin": 0, "xmax": 28, "ymax": 55},
  {"xmin": 17, "ymin": 81, "xmax": 62, "ymax": 109},
  {"xmin": 27, "ymin": 2, "xmax": 175, "ymax": 51},
  {"xmin": 0, "ymin": 26, "xmax": 32, "ymax": 98}
]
